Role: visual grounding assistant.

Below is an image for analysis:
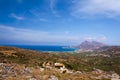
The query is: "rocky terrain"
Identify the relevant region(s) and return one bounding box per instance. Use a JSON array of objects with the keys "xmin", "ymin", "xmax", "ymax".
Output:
[
  {"xmin": 0, "ymin": 46, "xmax": 120, "ymax": 80},
  {"xmin": 0, "ymin": 63, "xmax": 120, "ymax": 80},
  {"xmin": 99, "ymin": 46, "xmax": 120, "ymax": 57},
  {"xmin": 76, "ymin": 41, "xmax": 107, "ymax": 51}
]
